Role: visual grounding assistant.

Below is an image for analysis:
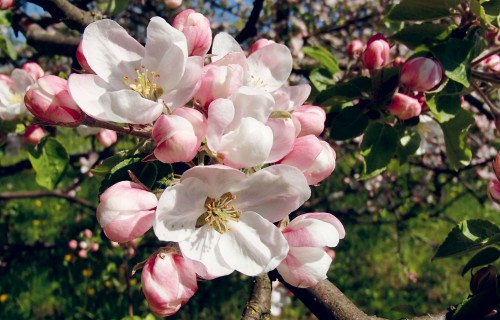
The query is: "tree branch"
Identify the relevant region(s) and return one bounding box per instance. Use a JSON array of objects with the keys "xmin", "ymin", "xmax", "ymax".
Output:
[
  {"xmin": 0, "ymin": 190, "xmax": 97, "ymax": 211},
  {"xmin": 235, "ymin": 0, "xmax": 264, "ymax": 43},
  {"xmin": 241, "ymin": 274, "xmax": 272, "ymax": 320},
  {"xmin": 27, "ymin": 0, "xmax": 96, "ymax": 32}
]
